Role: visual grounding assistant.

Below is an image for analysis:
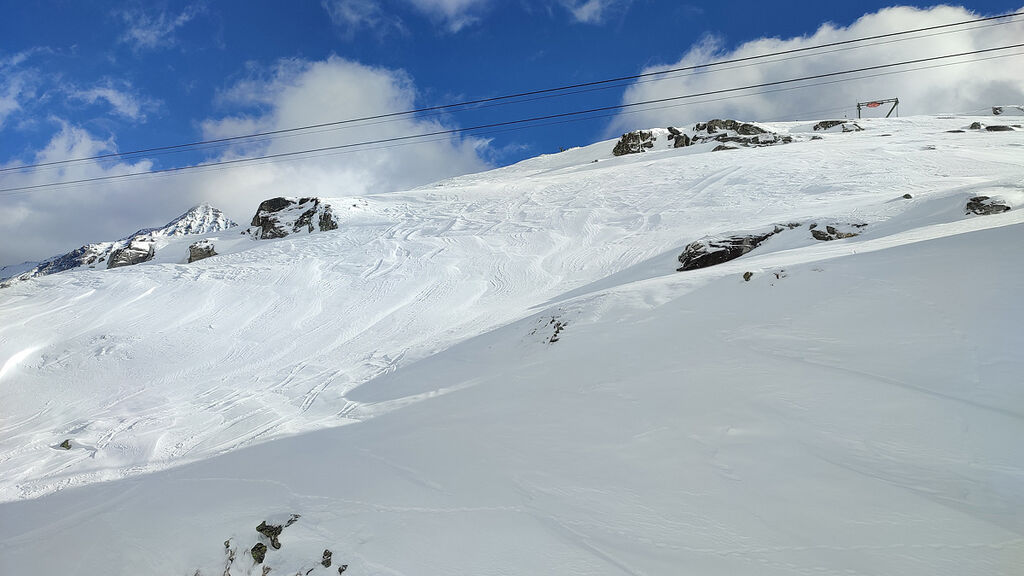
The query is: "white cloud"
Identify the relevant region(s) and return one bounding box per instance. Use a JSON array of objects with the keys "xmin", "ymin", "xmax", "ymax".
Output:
[
  {"xmin": 0, "ymin": 51, "xmax": 43, "ymax": 130},
  {"xmin": 320, "ymin": 0, "xmax": 405, "ymax": 38},
  {"xmin": 119, "ymin": 4, "xmax": 203, "ymax": 51},
  {"xmin": 559, "ymin": 0, "xmax": 633, "ymax": 24},
  {"xmin": 0, "ymin": 56, "xmax": 491, "ymax": 266},
  {"xmin": 321, "ymin": 0, "xmax": 489, "ymax": 34},
  {"xmin": 608, "ymin": 5, "xmax": 1024, "ymax": 134},
  {"xmin": 67, "ymin": 79, "xmax": 159, "ymax": 122}
]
